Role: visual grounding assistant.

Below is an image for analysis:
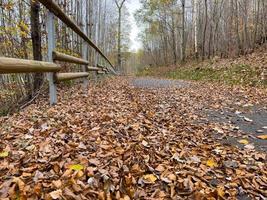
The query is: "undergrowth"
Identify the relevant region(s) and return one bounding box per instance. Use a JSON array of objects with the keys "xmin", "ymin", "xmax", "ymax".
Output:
[{"xmin": 138, "ymin": 64, "xmax": 267, "ymax": 88}]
